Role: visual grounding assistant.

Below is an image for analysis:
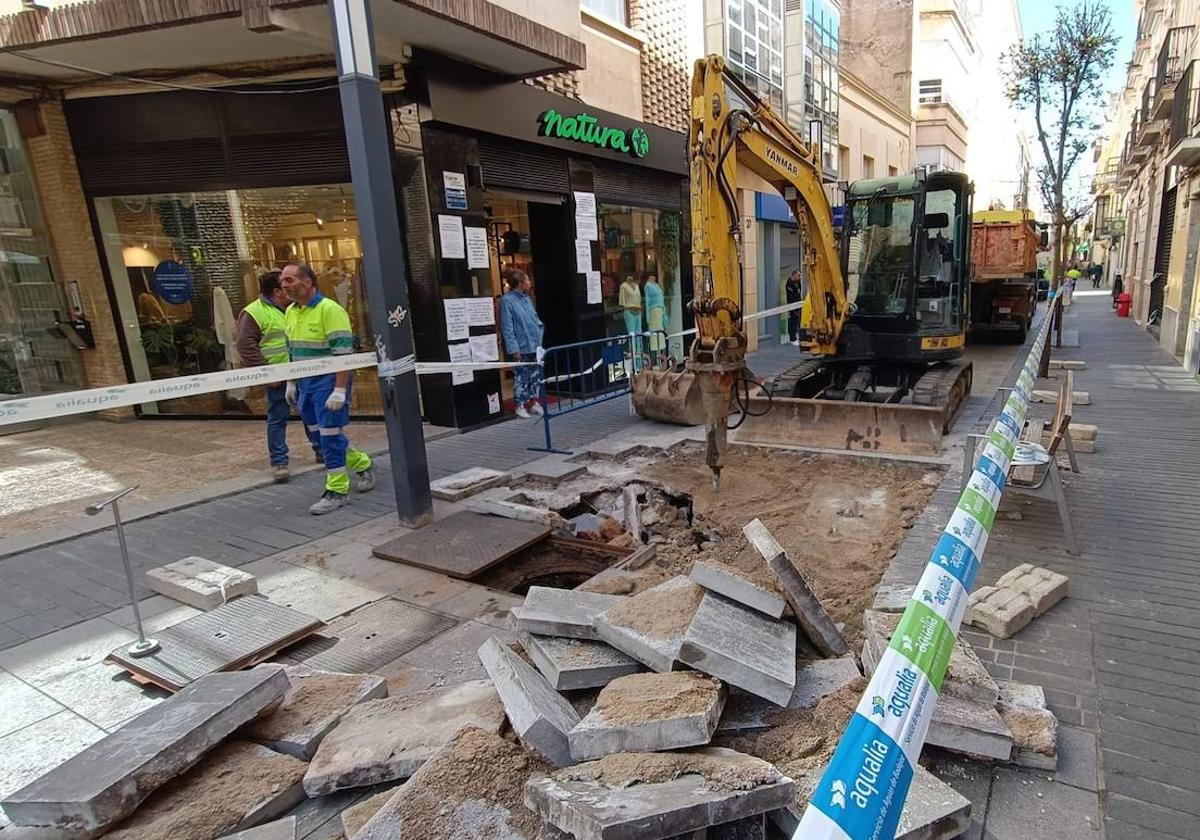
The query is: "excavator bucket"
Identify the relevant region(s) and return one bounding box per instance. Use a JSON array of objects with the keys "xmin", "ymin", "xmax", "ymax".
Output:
[{"xmin": 631, "ymin": 365, "xmax": 706, "ymax": 426}]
